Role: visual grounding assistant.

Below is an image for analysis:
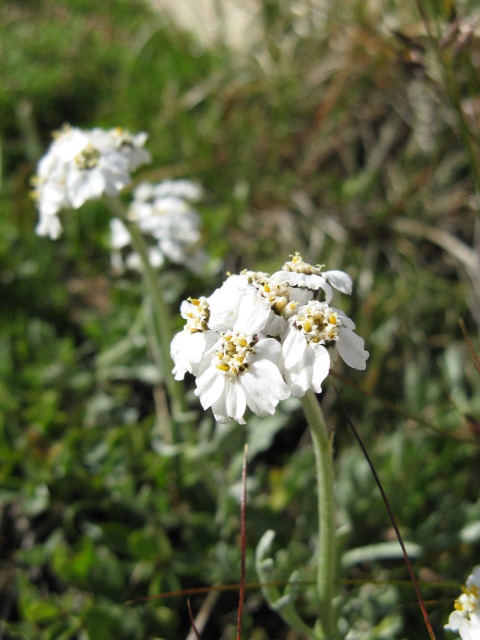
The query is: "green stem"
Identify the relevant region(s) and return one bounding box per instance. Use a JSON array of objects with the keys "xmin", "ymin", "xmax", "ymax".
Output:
[
  {"xmin": 301, "ymin": 390, "xmax": 336, "ymax": 638},
  {"xmin": 106, "ymin": 198, "xmax": 189, "ymax": 443}
]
